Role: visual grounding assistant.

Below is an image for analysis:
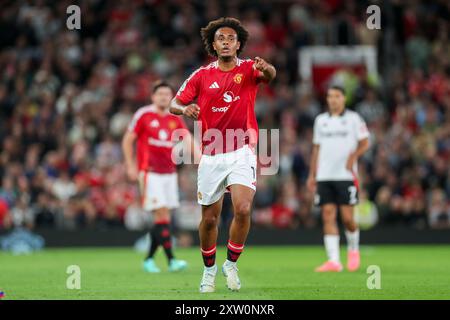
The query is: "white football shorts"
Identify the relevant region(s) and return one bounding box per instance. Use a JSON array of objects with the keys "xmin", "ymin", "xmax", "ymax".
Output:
[
  {"xmin": 197, "ymin": 144, "xmax": 257, "ymax": 206},
  {"xmin": 138, "ymin": 171, "xmax": 180, "ymax": 211}
]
